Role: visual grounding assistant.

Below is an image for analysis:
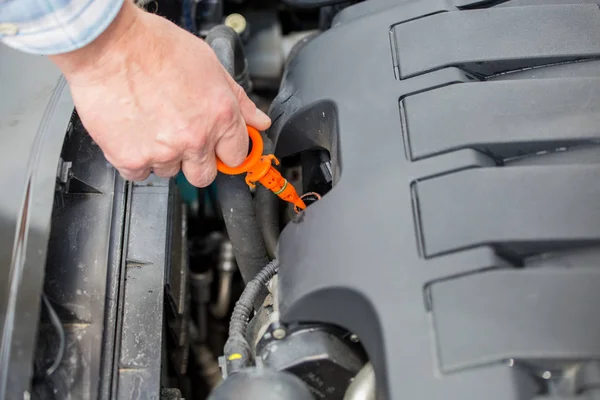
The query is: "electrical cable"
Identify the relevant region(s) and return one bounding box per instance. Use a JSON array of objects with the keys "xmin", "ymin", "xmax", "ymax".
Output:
[
  {"xmin": 42, "ymin": 294, "xmax": 65, "ymax": 377},
  {"xmin": 223, "ymin": 259, "xmax": 279, "ymax": 374}
]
